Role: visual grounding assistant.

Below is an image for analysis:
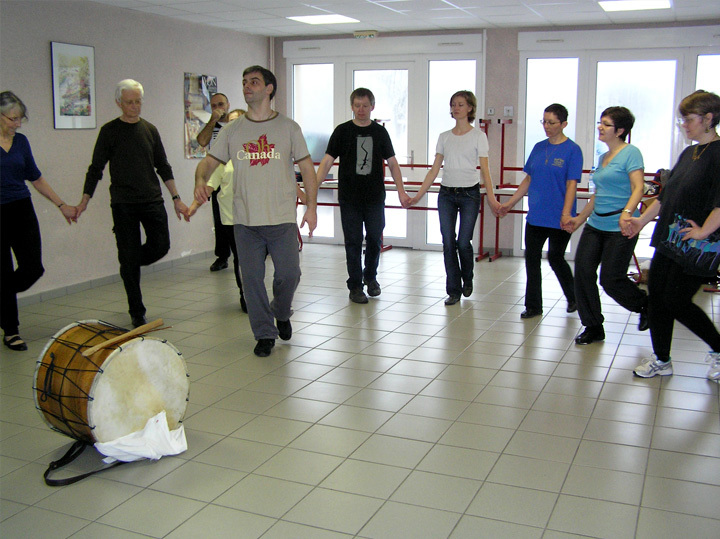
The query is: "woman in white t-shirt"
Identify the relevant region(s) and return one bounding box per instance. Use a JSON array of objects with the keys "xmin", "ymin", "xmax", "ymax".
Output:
[{"xmin": 410, "ymin": 90, "xmax": 500, "ymax": 305}]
